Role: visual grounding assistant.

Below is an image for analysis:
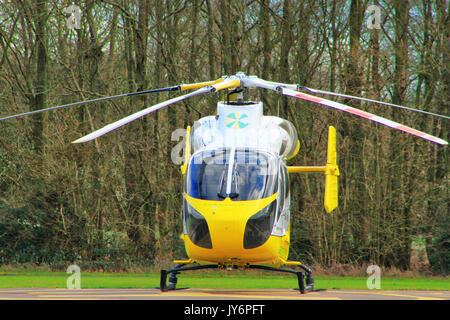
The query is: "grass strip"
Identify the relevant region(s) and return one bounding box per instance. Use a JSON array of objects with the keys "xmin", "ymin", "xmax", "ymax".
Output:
[{"xmin": 0, "ymin": 271, "xmax": 448, "ymax": 291}]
